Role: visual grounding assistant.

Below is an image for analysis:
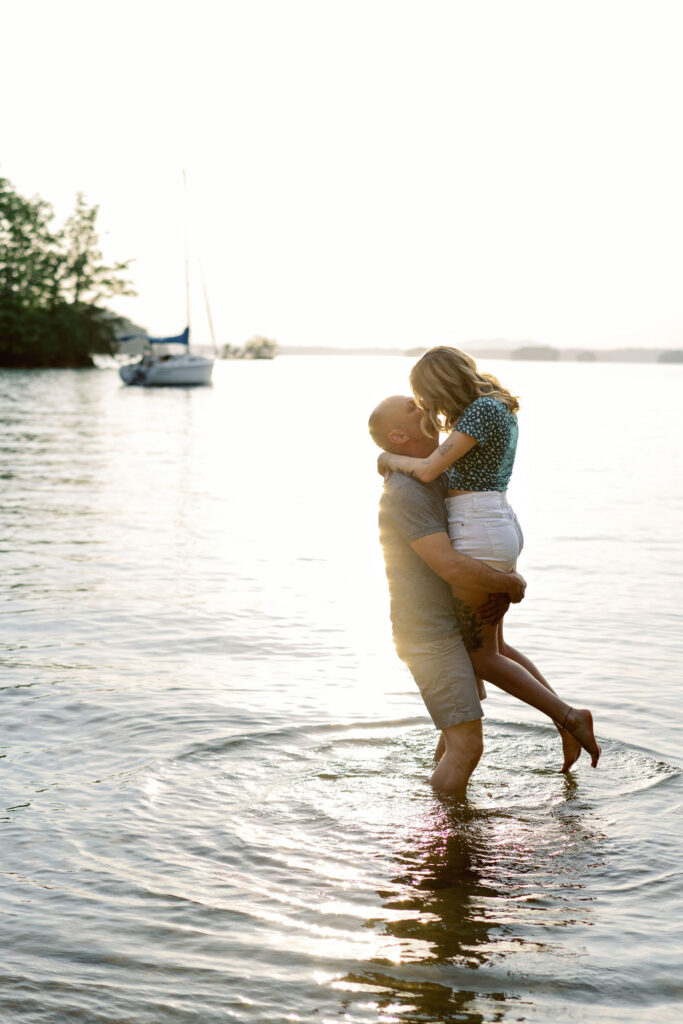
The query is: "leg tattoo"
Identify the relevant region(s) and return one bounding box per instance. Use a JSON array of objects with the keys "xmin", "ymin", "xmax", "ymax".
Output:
[{"xmin": 453, "ymin": 599, "xmax": 484, "ymax": 652}]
